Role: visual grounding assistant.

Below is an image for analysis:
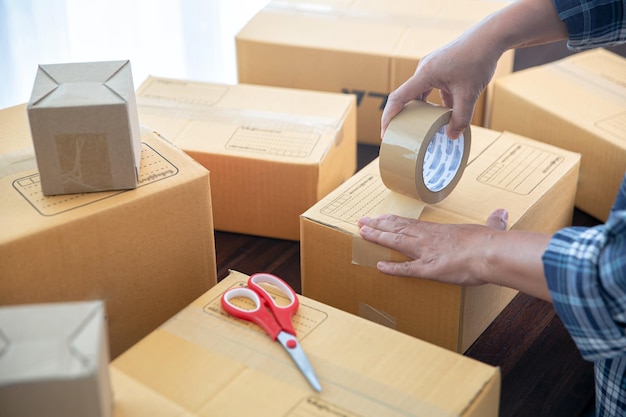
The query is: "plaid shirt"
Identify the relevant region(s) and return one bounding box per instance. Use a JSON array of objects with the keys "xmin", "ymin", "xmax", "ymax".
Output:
[
  {"xmin": 545, "ymin": 3, "xmax": 626, "ymax": 415},
  {"xmin": 544, "ymin": 175, "xmax": 626, "ymax": 416},
  {"xmin": 554, "ymin": 0, "xmax": 626, "ymax": 49}
]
